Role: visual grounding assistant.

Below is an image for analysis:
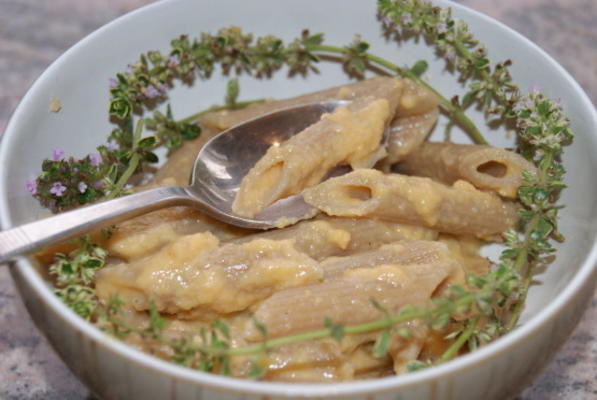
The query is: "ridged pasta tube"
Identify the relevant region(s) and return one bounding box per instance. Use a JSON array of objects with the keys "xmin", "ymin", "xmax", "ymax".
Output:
[
  {"xmin": 321, "ymin": 241, "xmax": 451, "ymax": 277},
  {"xmin": 386, "ymin": 107, "xmax": 439, "ymax": 164},
  {"xmin": 395, "ymin": 142, "xmax": 537, "ymax": 198},
  {"xmin": 384, "ymin": 79, "xmax": 440, "ymax": 164},
  {"xmin": 95, "ymin": 234, "xmax": 321, "ymax": 318},
  {"xmin": 245, "ymin": 262, "xmax": 453, "ymax": 340},
  {"xmin": 303, "ymin": 169, "xmax": 518, "ymax": 238},
  {"xmin": 202, "ymin": 77, "xmax": 403, "ymax": 131},
  {"xmin": 229, "ymin": 217, "xmax": 438, "ymax": 260}
]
